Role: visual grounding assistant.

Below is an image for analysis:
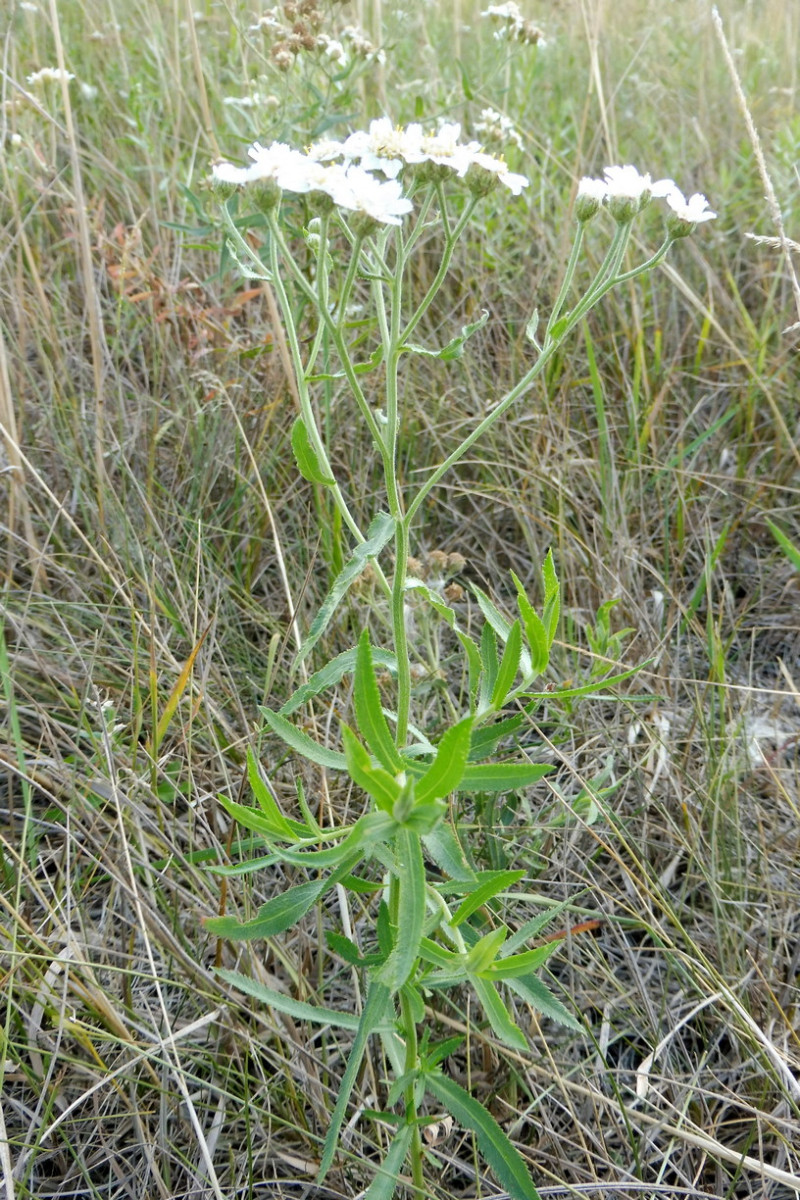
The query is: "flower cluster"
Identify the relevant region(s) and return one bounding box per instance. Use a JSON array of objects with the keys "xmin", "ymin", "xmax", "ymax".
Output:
[
  {"xmin": 481, "ymin": 2, "xmax": 546, "ymax": 46},
  {"xmin": 576, "ymin": 165, "xmax": 716, "ymax": 232},
  {"xmin": 474, "ymin": 107, "xmax": 524, "ymax": 152},
  {"xmin": 212, "ymin": 117, "xmax": 530, "ymax": 225},
  {"xmin": 248, "ymin": 2, "xmax": 383, "ymax": 72},
  {"xmin": 26, "ymin": 67, "xmax": 75, "ymax": 87}
]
